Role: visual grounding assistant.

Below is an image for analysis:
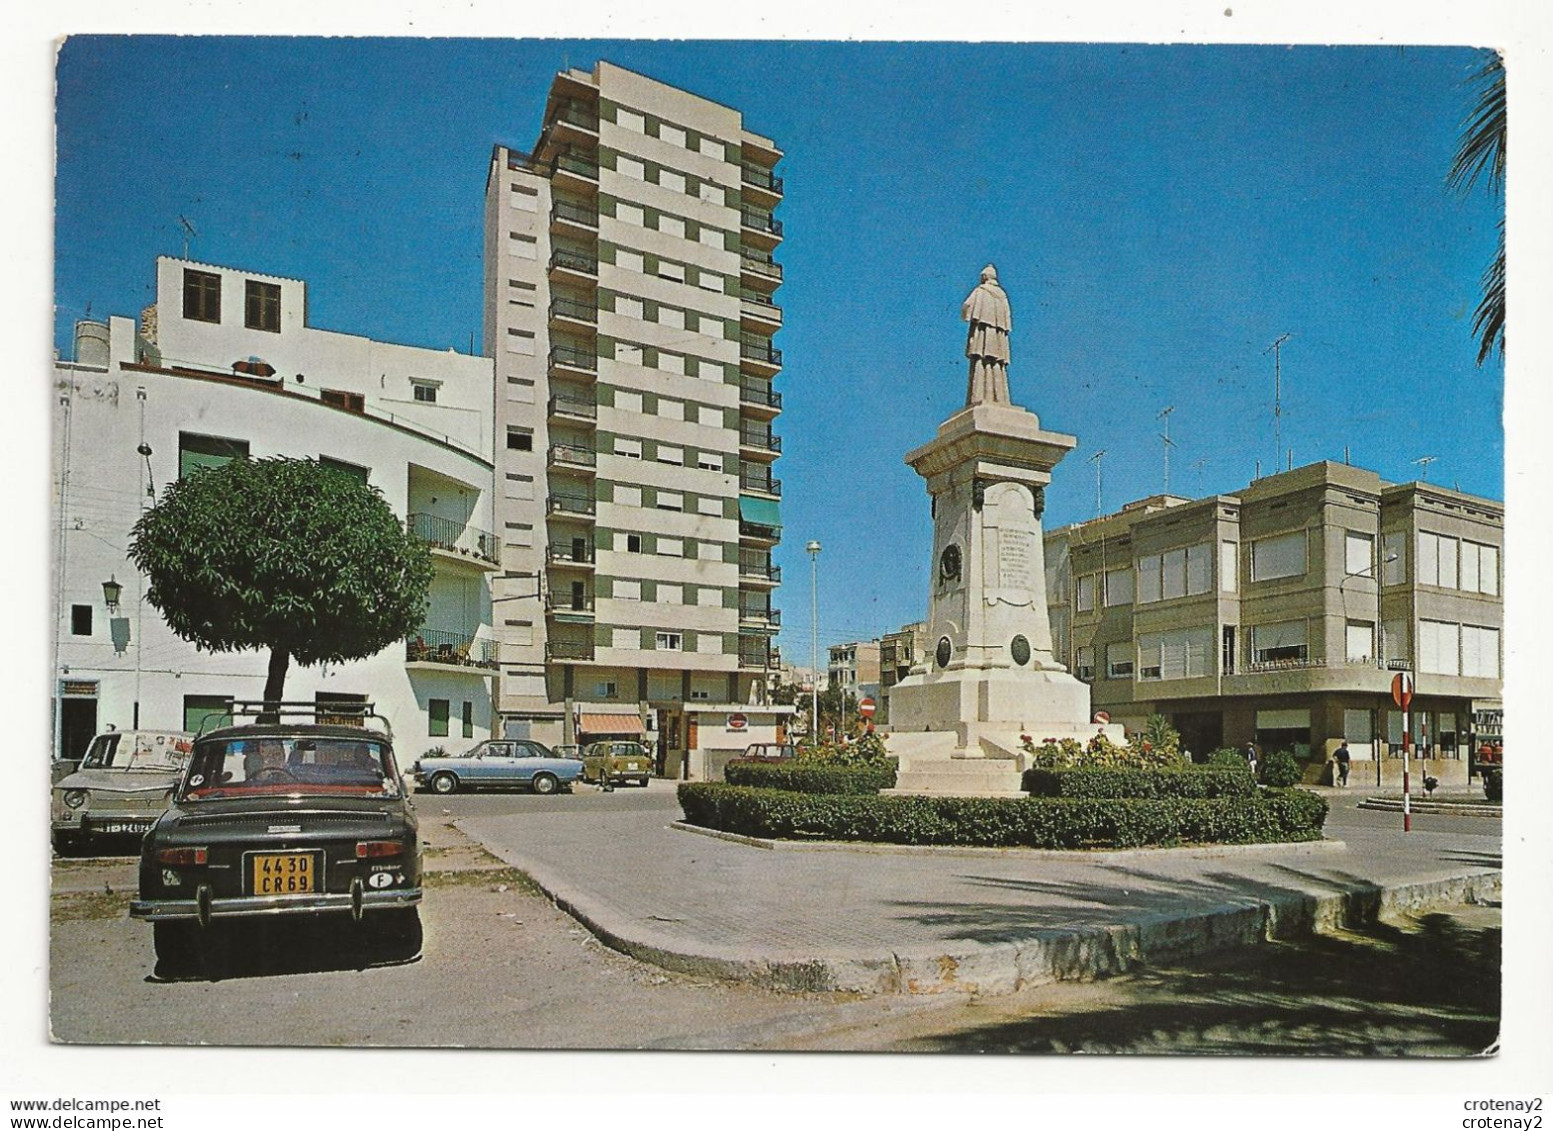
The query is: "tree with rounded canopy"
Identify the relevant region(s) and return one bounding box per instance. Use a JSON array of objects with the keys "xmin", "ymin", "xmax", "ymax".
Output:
[{"xmin": 128, "ymin": 456, "xmax": 435, "ymax": 705}]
